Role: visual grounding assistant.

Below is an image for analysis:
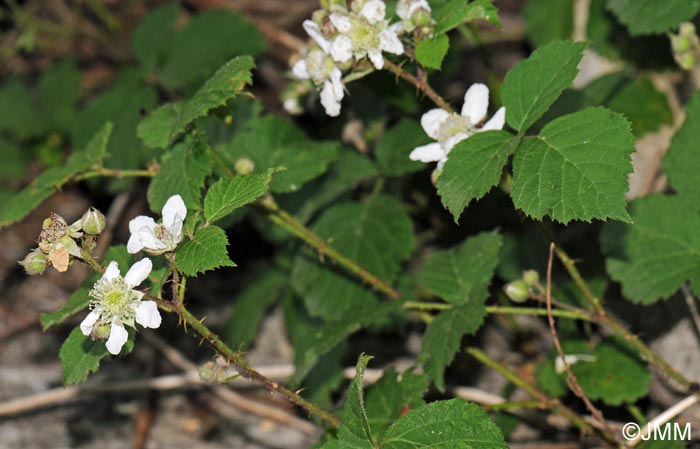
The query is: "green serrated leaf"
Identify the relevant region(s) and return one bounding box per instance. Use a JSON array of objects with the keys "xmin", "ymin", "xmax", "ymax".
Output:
[
  {"xmin": 171, "ymin": 56, "xmax": 255, "ymax": 138},
  {"xmin": 223, "ymin": 269, "xmax": 287, "ymax": 348},
  {"xmin": 221, "ymin": 115, "xmax": 339, "ymax": 193},
  {"xmin": 60, "ymin": 326, "xmax": 134, "ymax": 385},
  {"xmin": 415, "ymin": 34, "xmax": 449, "ymax": 70},
  {"xmin": 502, "ymin": 40, "xmax": 586, "ymax": 132},
  {"xmin": 433, "ymin": 0, "xmax": 501, "ymax": 35},
  {"xmin": 365, "ymin": 371, "xmax": 428, "ymax": 439},
  {"xmin": 285, "ymin": 296, "xmax": 400, "ymax": 384},
  {"xmin": 511, "ymin": 107, "xmax": 634, "ymax": 223},
  {"xmin": 375, "ymin": 119, "xmax": 430, "ymax": 177},
  {"xmin": 607, "ymin": 0, "xmax": 700, "ymax": 36},
  {"xmin": 40, "ymin": 288, "xmax": 91, "ymax": 330},
  {"xmin": 335, "ymin": 354, "xmax": 375, "ymax": 449},
  {"xmin": 136, "ymin": 102, "xmax": 182, "ymax": 150},
  {"xmin": 175, "ymin": 226, "xmax": 235, "ymax": 276},
  {"xmin": 536, "ymin": 339, "xmax": 650, "ymax": 405},
  {"xmin": 159, "ymin": 10, "xmax": 265, "ymax": 89},
  {"xmin": 204, "ymin": 170, "xmax": 273, "ymax": 223},
  {"xmin": 71, "ymin": 75, "xmax": 156, "ymax": 170},
  {"xmin": 381, "ymin": 399, "xmax": 507, "ymax": 449},
  {"xmin": 147, "ymin": 135, "xmax": 213, "ymax": 212},
  {"xmin": 417, "ymin": 231, "xmax": 502, "ymax": 305},
  {"xmin": 0, "ymin": 122, "xmax": 113, "ymax": 228},
  {"xmin": 664, "ymin": 93, "xmax": 700, "ymax": 198},
  {"xmin": 291, "ymin": 195, "xmax": 414, "ymax": 320},
  {"xmin": 437, "ymin": 131, "xmax": 518, "ymax": 221},
  {"xmin": 132, "ymin": 3, "xmax": 180, "ymax": 72},
  {"xmin": 523, "ymin": 0, "xmax": 573, "ymax": 47},
  {"xmin": 603, "ymin": 194, "xmax": 700, "ymax": 304},
  {"xmin": 607, "ymin": 77, "xmax": 673, "ymax": 137},
  {"xmin": 419, "ymin": 302, "xmax": 487, "ymax": 391}
]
